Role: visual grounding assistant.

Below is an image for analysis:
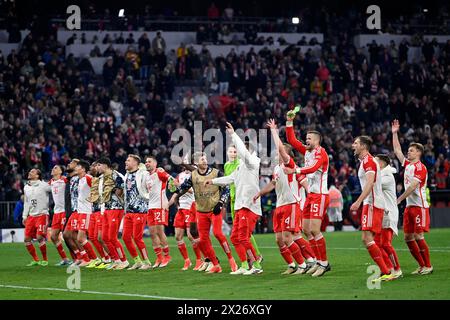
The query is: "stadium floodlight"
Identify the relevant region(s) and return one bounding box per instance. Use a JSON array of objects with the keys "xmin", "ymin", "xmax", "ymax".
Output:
[
  {"xmin": 292, "ymin": 17, "xmax": 300, "ymax": 24},
  {"xmin": 423, "ymin": 8, "xmax": 428, "ymax": 12},
  {"xmin": 118, "ymin": 9, "xmax": 125, "ymax": 17}
]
